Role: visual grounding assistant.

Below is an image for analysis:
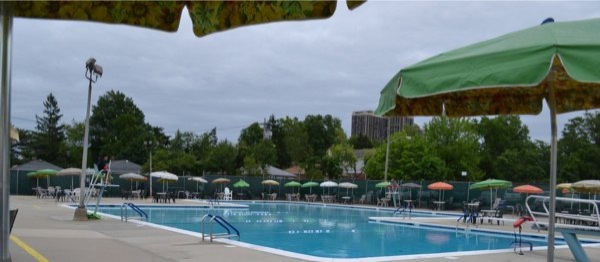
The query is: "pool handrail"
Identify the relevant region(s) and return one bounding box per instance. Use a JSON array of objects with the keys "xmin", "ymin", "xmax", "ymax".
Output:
[
  {"xmin": 525, "ymin": 195, "xmax": 600, "ymax": 230},
  {"xmin": 120, "ymin": 202, "xmax": 148, "ymax": 222},
  {"xmin": 201, "ymin": 214, "xmax": 240, "ymax": 242}
]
